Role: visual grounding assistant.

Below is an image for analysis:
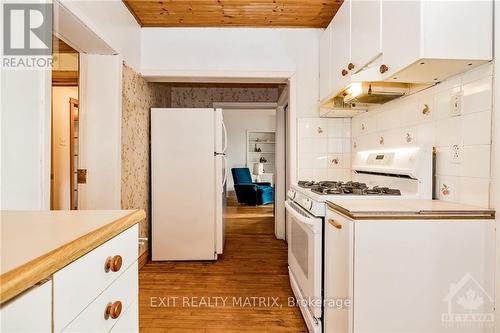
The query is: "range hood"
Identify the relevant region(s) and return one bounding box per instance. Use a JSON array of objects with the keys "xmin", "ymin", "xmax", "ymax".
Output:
[
  {"xmin": 320, "ymin": 58, "xmax": 432, "ymax": 117},
  {"xmin": 343, "ymin": 81, "xmax": 410, "ymax": 105},
  {"xmin": 320, "ymin": 80, "xmax": 424, "ymax": 116}
]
